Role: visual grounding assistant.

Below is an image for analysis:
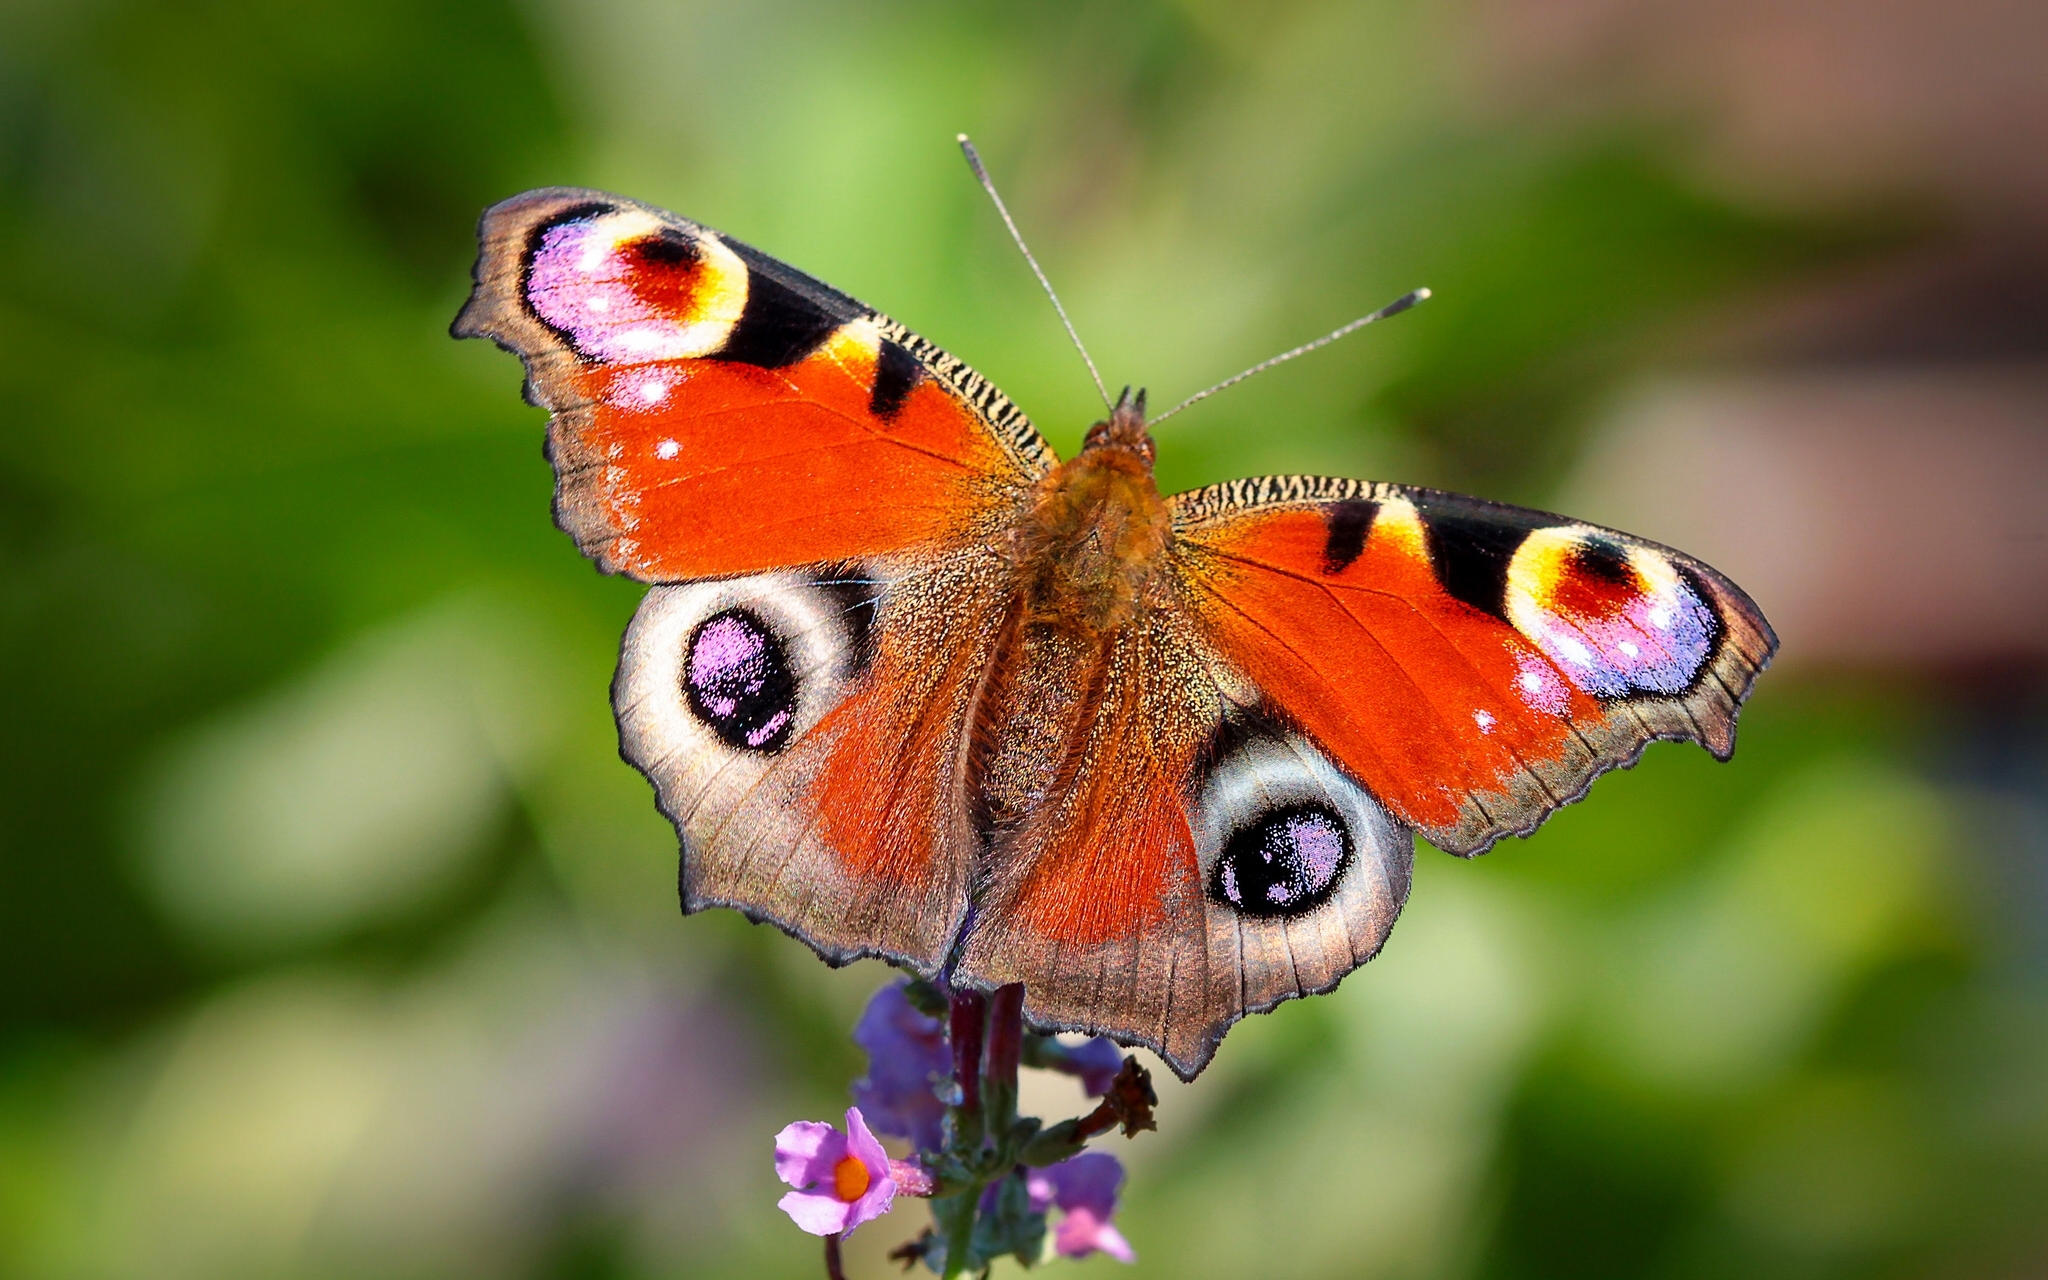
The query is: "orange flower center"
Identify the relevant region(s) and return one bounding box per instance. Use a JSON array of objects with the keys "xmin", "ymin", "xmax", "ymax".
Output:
[{"xmin": 832, "ymin": 1153, "xmax": 871, "ymax": 1202}]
